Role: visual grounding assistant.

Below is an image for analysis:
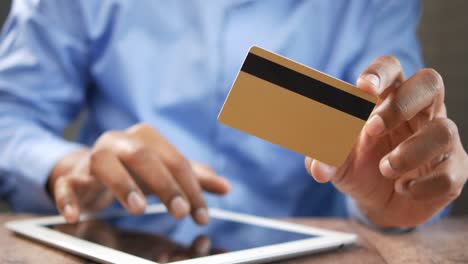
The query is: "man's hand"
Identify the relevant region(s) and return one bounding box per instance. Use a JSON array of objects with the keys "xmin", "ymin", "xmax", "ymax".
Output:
[
  {"xmin": 305, "ymin": 56, "xmax": 468, "ymax": 228},
  {"xmin": 48, "ymin": 124, "xmax": 231, "ymax": 224}
]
